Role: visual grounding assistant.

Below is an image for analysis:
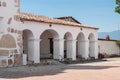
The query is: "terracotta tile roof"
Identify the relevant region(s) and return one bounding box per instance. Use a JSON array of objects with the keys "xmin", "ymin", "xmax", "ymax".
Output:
[
  {"xmin": 19, "ymin": 12, "xmax": 99, "ymax": 30},
  {"xmin": 98, "ymin": 38, "xmax": 116, "ymax": 41},
  {"xmin": 56, "ymin": 16, "xmax": 81, "ymax": 24}
]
